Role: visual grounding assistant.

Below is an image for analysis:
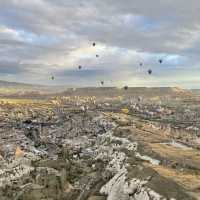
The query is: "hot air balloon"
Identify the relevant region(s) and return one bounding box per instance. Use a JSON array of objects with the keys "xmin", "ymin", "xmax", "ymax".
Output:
[
  {"xmin": 148, "ymin": 69, "xmax": 152, "ymax": 75},
  {"xmin": 78, "ymin": 65, "xmax": 82, "ymax": 70},
  {"xmin": 124, "ymin": 86, "xmax": 128, "ymax": 90}
]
